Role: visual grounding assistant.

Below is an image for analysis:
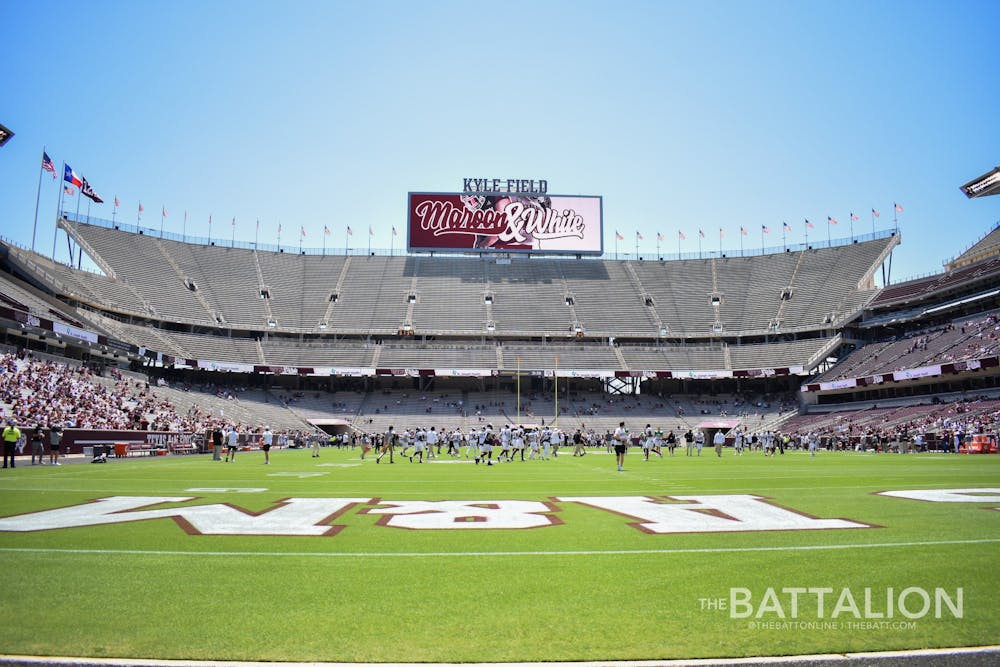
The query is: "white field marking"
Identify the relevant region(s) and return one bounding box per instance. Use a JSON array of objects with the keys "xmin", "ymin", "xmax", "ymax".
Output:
[
  {"xmin": 266, "ymin": 472, "xmax": 328, "ymax": 478},
  {"xmin": 184, "ymin": 488, "xmax": 268, "ymax": 493},
  {"xmin": 0, "ymin": 538, "xmax": 997, "ymax": 559}
]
